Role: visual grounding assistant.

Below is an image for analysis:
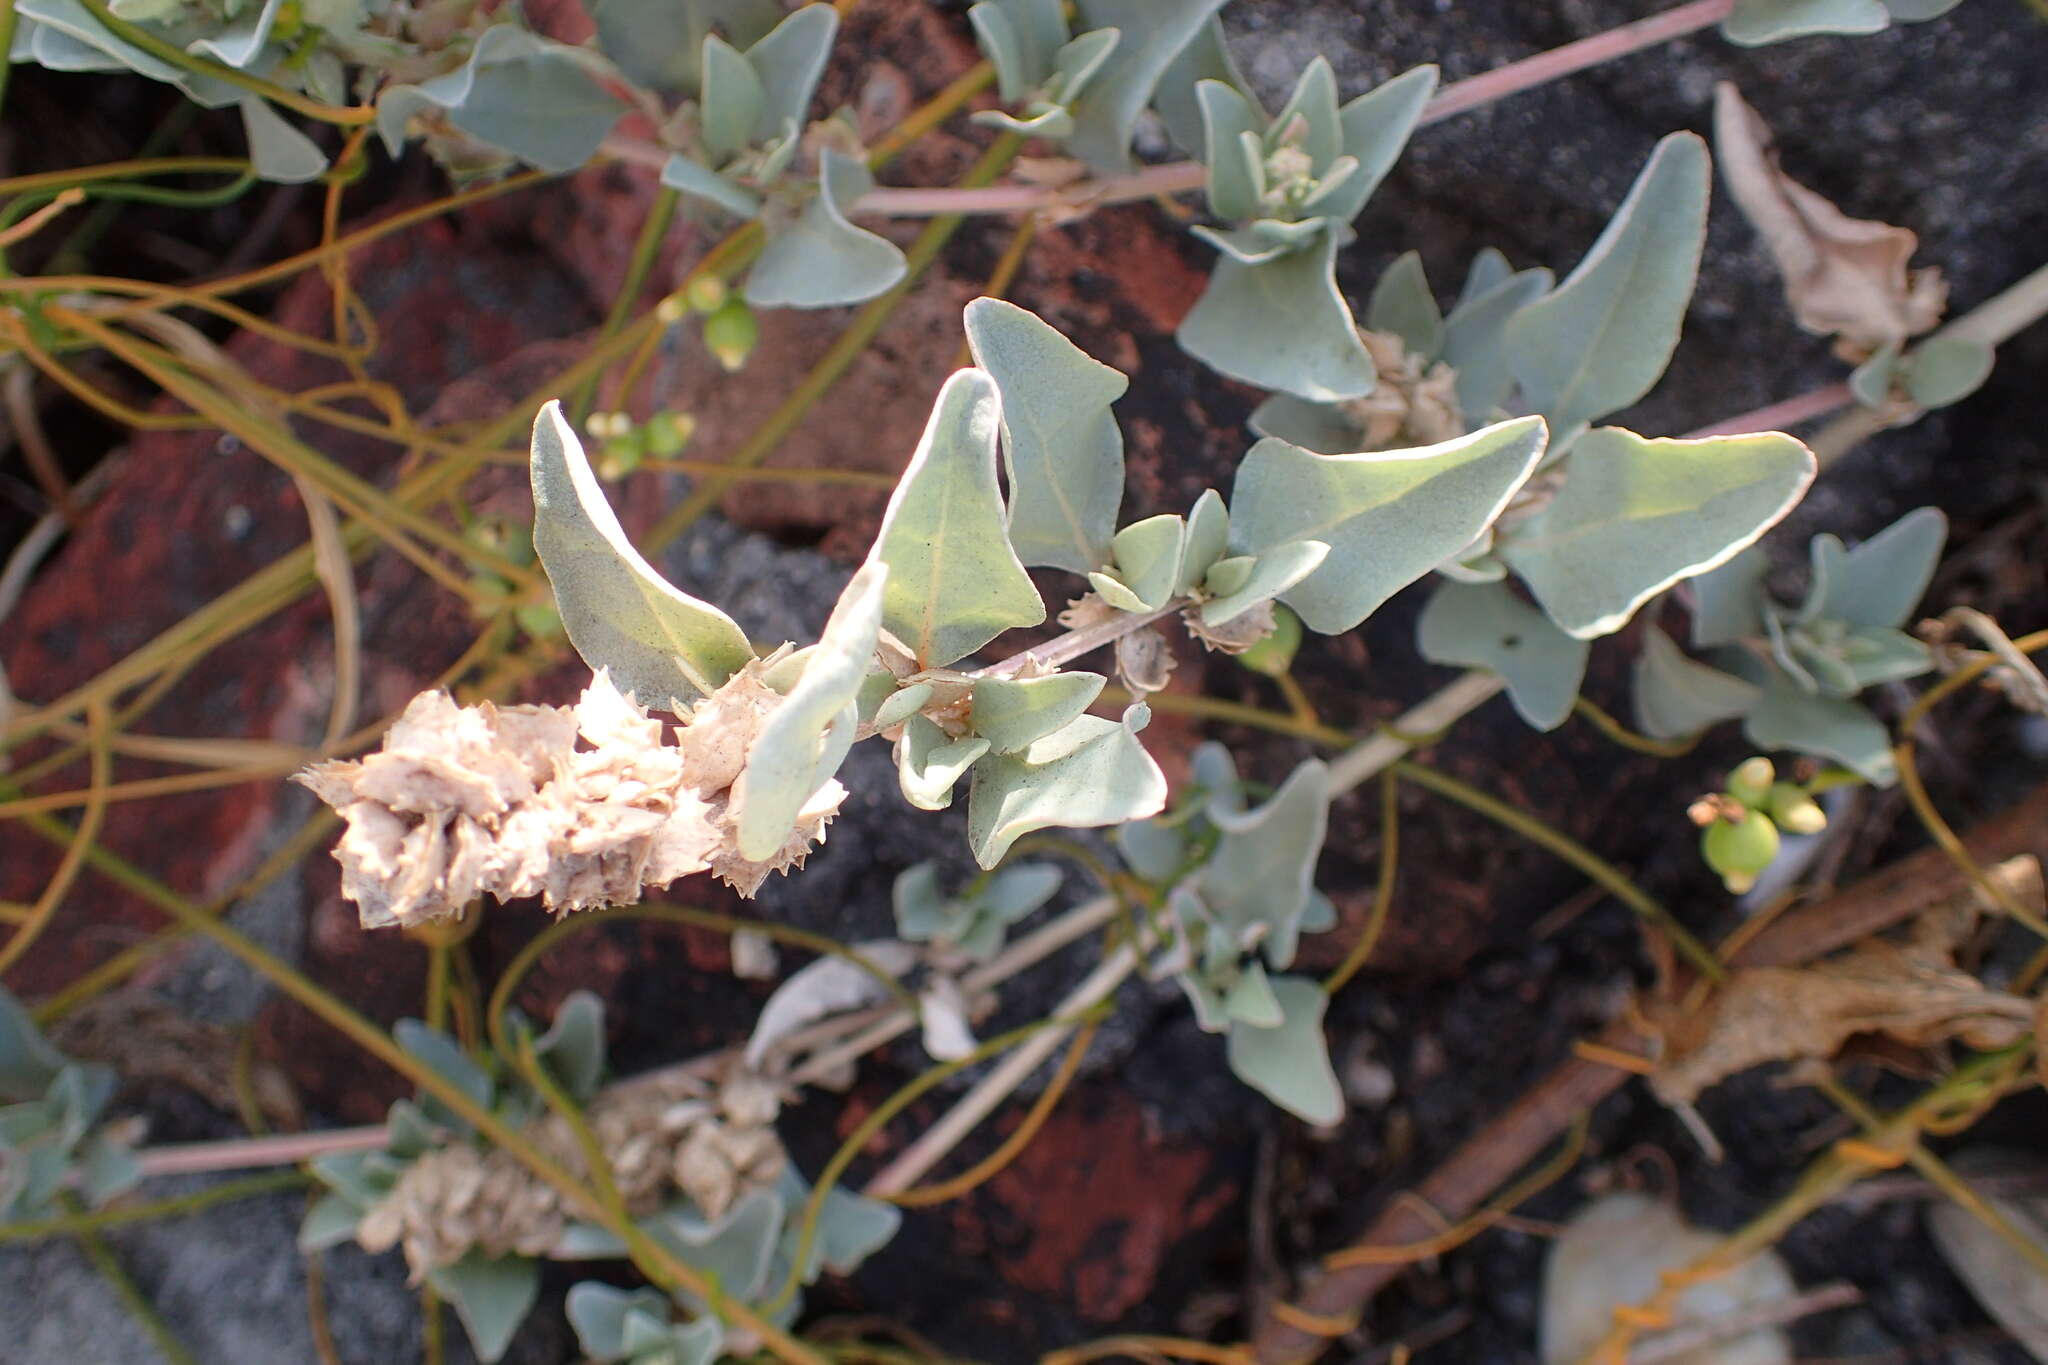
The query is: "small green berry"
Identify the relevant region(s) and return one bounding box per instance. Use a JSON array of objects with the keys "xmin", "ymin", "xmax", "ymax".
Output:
[
  {"xmin": 1702, "ymin": 806, "xmax": 1781, "ymax": 891},
  {"xmin": 702, "ymin": 298, "xmax": 758, "ymax": 372},
  {"xmin": 1236, "ymin": 605, "xmax": 1302, "ymax": 679},
  {"xmin": 645, "ymin": 411, "xmax": 694, "ymax": 458},
  {"xmin": 1727, "ymin": 756, "xmax": 1776, "ymax": 809},
  {"xmin": 1767, "ymin": 782, "xmax": 1827, "ymax": 835},
  {"xmin": 686, "ymin": 274, "xmax": 730, "ymax": 314}
]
